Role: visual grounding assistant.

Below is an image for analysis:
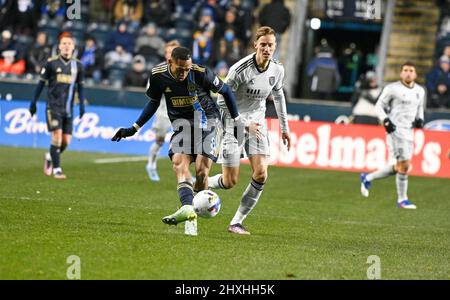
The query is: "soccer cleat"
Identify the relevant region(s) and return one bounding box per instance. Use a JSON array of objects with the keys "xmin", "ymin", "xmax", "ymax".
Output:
[
  {"xmin": 360, "ymin": 173, "xmax": 371, "ymax": 197},
  {"xmin": 184, "ymin": 219, "xmax": 198, "ymax": 236},
  {"xmin": 227, "ymin": 223, "xmax": 250, "ymax": 235},
  {"xmin": 53, "ymin": 170, "xmax": 67, "ymax": 180},
  {"xmin": 162, "ymin": 205, "xmax": 197, "ymax": 225},
  {"xmin": 146, "ymin": 164, "xmax": 160, "ymax": 182},
  {"xmin": 397, "ymin": 200, "xmax": 417, "ymax": 209},
  {"xmin": 43, "ymin": 153, "xmax": 52, "ymax": 176}
]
